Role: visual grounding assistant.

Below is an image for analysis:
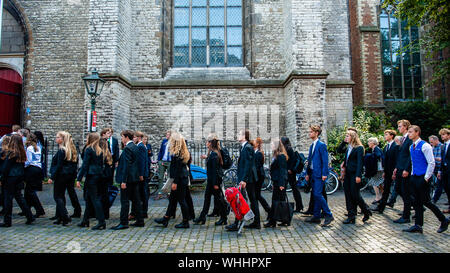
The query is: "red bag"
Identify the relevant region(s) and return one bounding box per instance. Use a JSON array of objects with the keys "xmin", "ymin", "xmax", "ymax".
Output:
[{"xmin": 225, "ymin": 187, "xmax": 250, "ymax": 221}]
